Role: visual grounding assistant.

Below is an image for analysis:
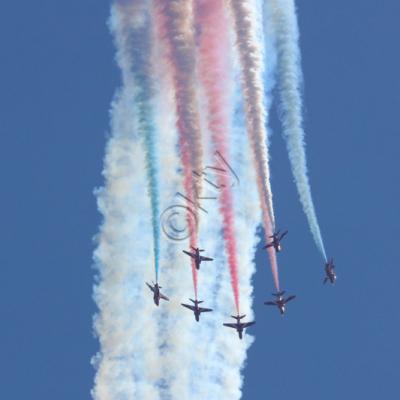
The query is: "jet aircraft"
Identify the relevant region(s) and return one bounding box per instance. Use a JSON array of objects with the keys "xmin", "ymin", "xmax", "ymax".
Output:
[
  {"xmin": 183, "ymin": 247, "xmax": 213, "ymax": 270},
  {"xmin": 146, "ymin": 282, "xmax": 169, "ymax": 306},
  {"xmin": 264, "ymin": 291, "xmax": 296, "ymax": 315},
  {"xmin": 323, "ymin": 258, "xmax": 336, "ymax": 285},
  {"xmin": 181, "ymin": 299, "xmax": 213, "ymax": 321},
  {"xmin": 223, "ymin": 314, "xmax": 255, "ymax": 339},
  {"xmin": 263, "ymin": 230, "xmax": 288, "ymax": 252}
]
